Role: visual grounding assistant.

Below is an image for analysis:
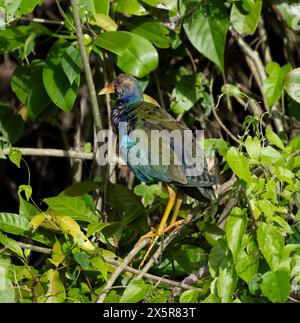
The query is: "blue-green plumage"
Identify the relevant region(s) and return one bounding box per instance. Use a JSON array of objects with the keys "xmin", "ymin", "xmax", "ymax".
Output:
[{"xmin": 110, "ymin": 74, "xmax": 216, "ymax": 201}]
